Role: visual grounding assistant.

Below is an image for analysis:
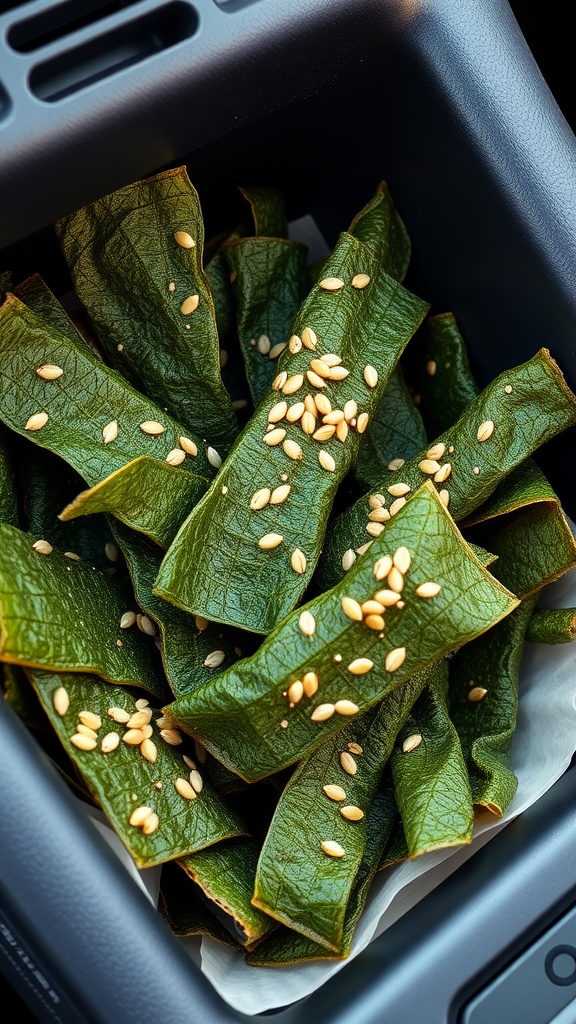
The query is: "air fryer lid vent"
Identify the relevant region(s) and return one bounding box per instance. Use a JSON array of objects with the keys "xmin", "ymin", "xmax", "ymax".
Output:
[{"xmin": 7, "ymin": 0, "xmax": 146, "ymax": 54}]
